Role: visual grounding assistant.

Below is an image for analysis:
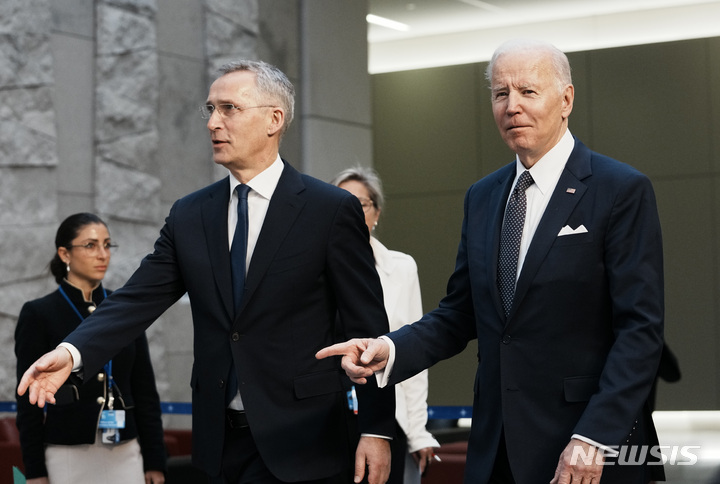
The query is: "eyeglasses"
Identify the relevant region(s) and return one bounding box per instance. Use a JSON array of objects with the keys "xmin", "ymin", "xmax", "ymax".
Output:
[
  {"xmin": 357, "ymin": 197, "xmax": 375, "ymax": 213},
  {"xmin": 68, "ymin": 242, "xmax": 118, "ymax": 255},
  {"xmin": 199, "ymin": 103, "xmax": 275, "ymax": 119}
]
